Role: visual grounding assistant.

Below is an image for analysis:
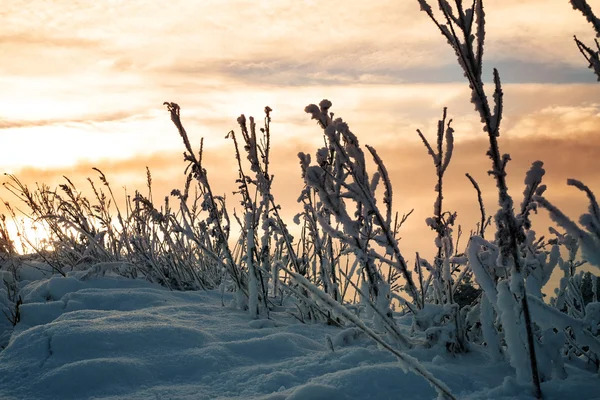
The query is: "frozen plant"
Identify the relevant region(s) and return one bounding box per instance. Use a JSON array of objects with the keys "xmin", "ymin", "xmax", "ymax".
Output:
[
  {"xmin": 413, "ymin": 108, "xmax": 468, "ymax": 353},
  {"xmin": 164, "ymin": 102, "xmax": 247, "ymax": 298},
  {"xmin": 227, "ymin": 110, "xmax": 275, "ymax": 317},
  {"xmin": 417, "ymin": 0, "xmax": 544, "ymax": 396},
  {"xmin": 282, "ymin": 264, "xmax": 456, "ymax": 400},
  {"xmin": 570, "ymin": 0, "xmax": 600, "ymax": 80},
  {"xmin": 296, "ymin": 145, "xmax": 345, "ymax": 303},
  {"xmin": 535, "ymin": 180, "xmax": 600, "ymax": 269},
  {"xmin": 303, "ymin": 100, "xmax": 419, "ymax": 311}
]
